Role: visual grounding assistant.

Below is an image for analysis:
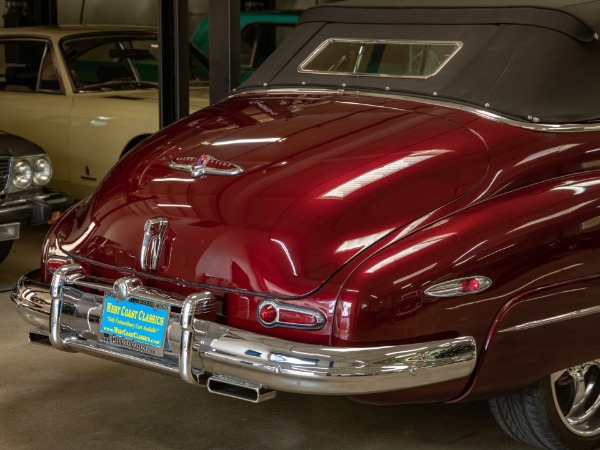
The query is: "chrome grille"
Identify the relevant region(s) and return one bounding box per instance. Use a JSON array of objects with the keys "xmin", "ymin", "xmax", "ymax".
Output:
[{"xmin": 0, "ymin": 157, "xmax": 10, "ymax": 194}]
